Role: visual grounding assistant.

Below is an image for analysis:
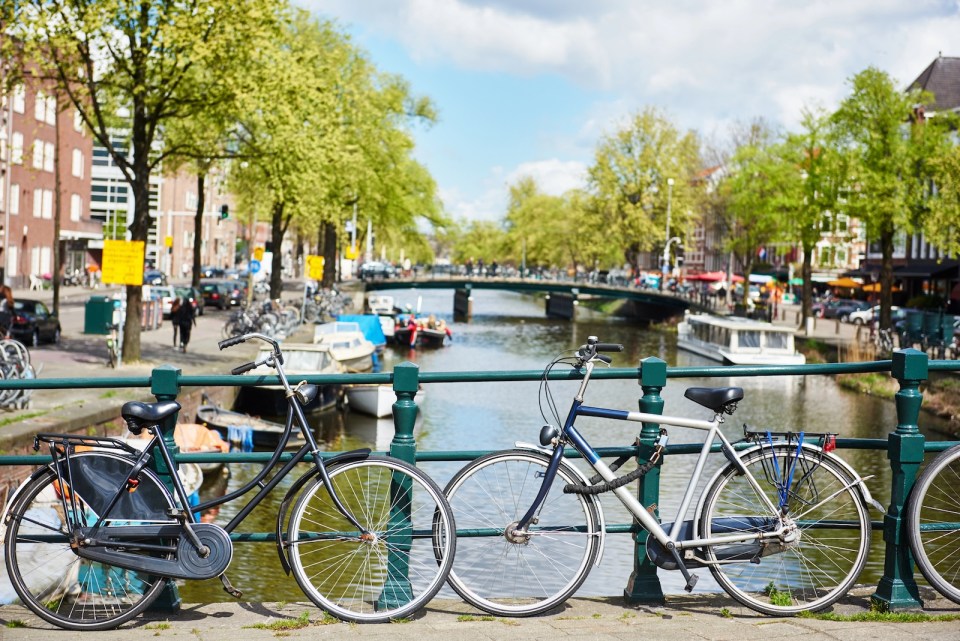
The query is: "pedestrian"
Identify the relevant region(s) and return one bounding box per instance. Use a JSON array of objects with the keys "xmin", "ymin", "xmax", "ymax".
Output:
[
  {"xmin": 174, "ymin": 296, "xmax": 196, "ymax": 352},
  {"xmin": 0, "ymin": 285, "xmax": 13, "ymax": 338},
  {"xmin": 170, "ymin": 297, "xmax": 181, "ymax": 347}
]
